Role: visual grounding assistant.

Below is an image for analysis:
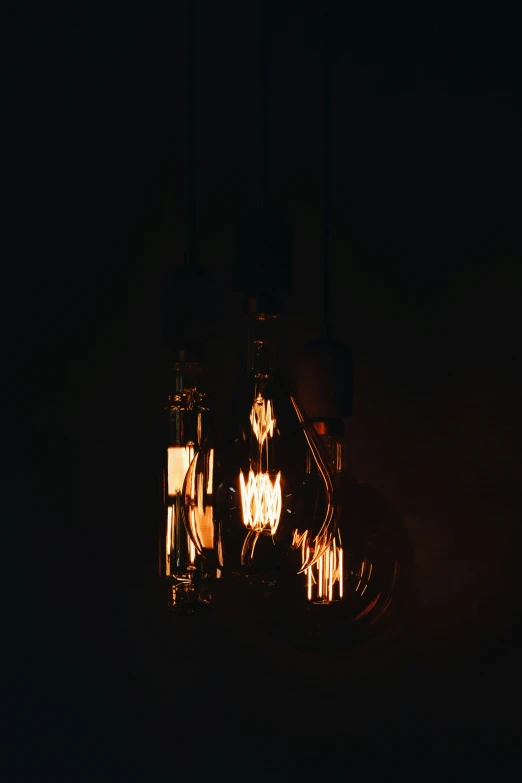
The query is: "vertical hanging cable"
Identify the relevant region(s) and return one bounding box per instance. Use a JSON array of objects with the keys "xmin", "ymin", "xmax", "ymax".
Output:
[
  {"xmin": 323, "ymin": 10, "xmax": 332, "ymax": 339},
  {"xmin": 261, "ymin": 0, "xmax": 272, "ymax": 209},
  {"xmin": 186, "ymin": 1, "xmax": 195, "ymax": 264}
]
